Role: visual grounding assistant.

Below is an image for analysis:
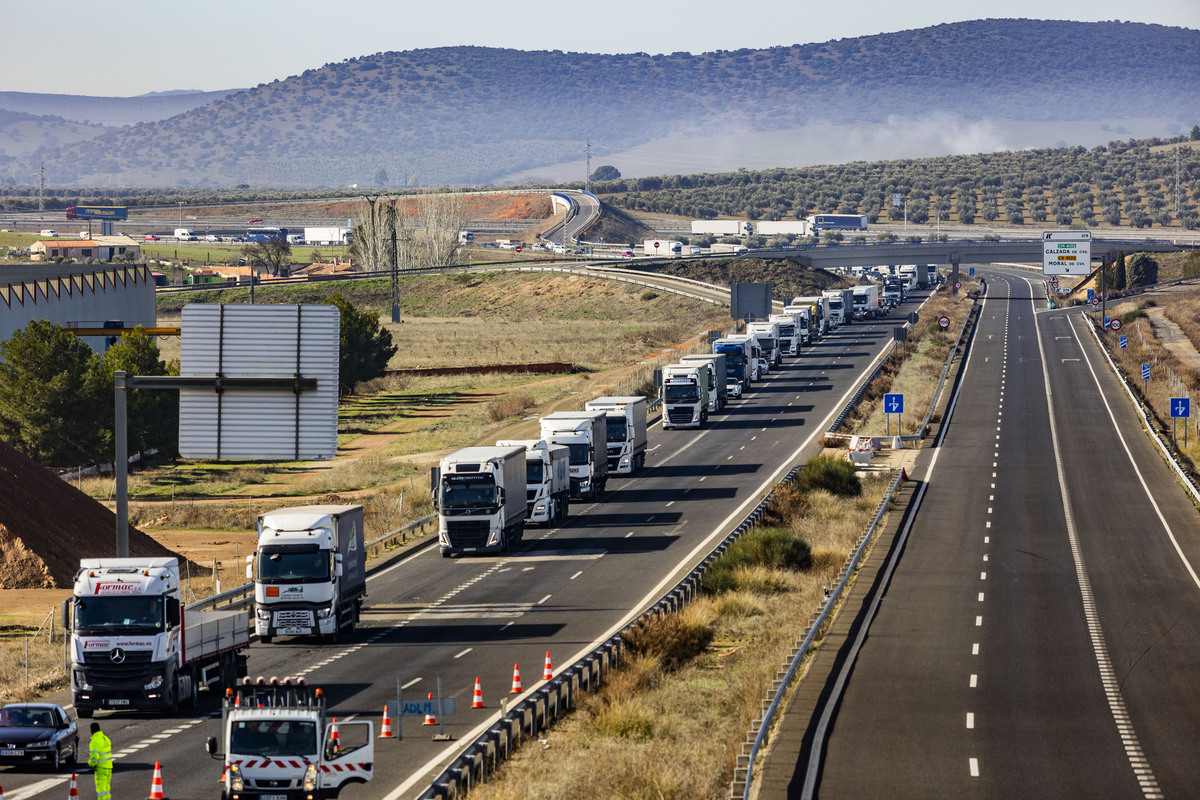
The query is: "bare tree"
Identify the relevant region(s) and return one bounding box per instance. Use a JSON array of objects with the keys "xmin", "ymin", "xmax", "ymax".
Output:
[{"xmin": 415, "ymin": 193, "xmax": 466, "ymax": 267}]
